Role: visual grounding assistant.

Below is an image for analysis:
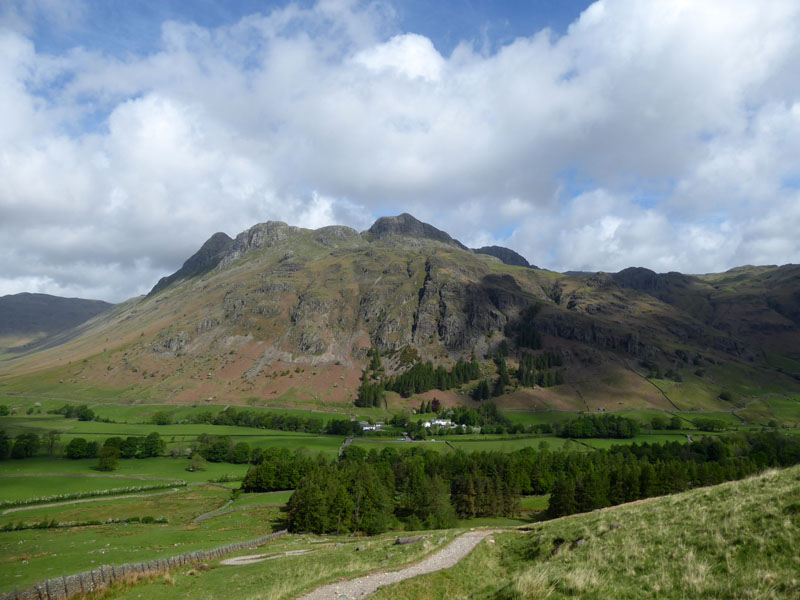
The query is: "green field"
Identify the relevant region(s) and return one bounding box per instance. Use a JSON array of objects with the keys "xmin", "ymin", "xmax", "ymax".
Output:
[
  {"xmin": 0, "ymin": 396, "xmax": 390, "ymax": 427},
  {"xmin": 520, "ymin": 495, "xmax": 549, "ymax": 511},
  {"xmin": 446, "ymin": 436, "xmax": 569, "ymax": 453},
  {"xmin": 351, "ymin": 439, "xmax": 453, "ymax": 453},
  {"xmin": 0, "ymin": 474, "xmax": 171, "ymax": 502},
  {"xmin": 0, "ymin": 456, "xmax": 249, "ymax": 483},
  {"xmin": 0, "ymin": 484, "xmax": 283, "ymax": 592},
  {"xmin": 230, "ymin": 490, "xmax": 293, "ymax": 507}
]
